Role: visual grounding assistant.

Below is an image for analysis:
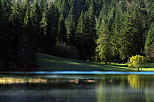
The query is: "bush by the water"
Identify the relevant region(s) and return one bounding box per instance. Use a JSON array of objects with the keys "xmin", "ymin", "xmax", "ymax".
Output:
[{"xmin": 128, "ymin": 55, "xmax": 146, "ymax": 71}]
